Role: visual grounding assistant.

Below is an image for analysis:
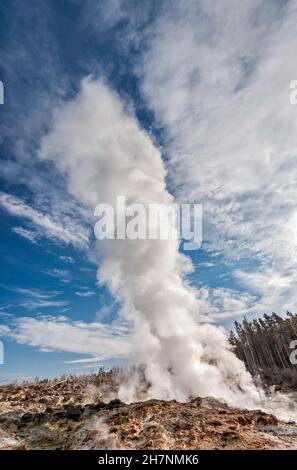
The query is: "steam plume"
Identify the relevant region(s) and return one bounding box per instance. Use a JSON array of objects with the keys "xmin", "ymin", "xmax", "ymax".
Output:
[{"xmin": 40, "ymin": 77, "xmax": 270, "ymax": 409}]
